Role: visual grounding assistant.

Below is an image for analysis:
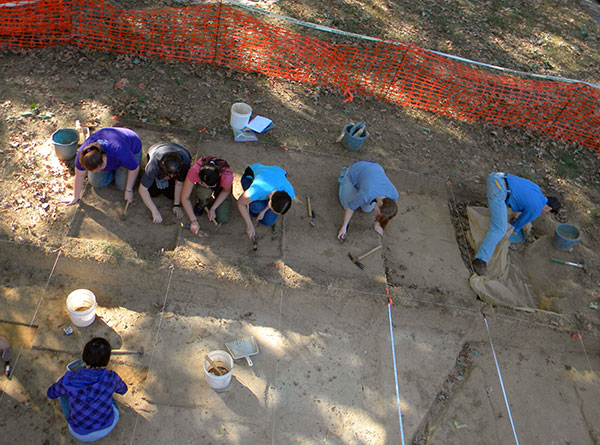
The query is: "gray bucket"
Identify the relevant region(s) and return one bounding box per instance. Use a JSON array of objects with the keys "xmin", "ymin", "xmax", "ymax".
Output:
[
  {"xmin": 553, "ymin": 224, "xmax": 580, "ymax": 250},
  {"xmin": 52, "ymin": 128, "xmax": 79, "ymax": 161}
]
